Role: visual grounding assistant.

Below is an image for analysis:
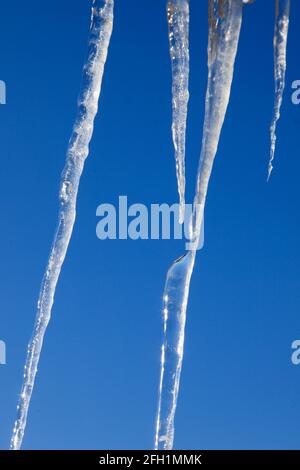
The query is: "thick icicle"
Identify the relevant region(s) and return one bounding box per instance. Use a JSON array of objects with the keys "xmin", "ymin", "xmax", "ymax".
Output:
[
  {"xmin": 167, "ymin": 0, "xmax": 190, "ymax": 224},
  {"xmin": 10, "ymin": 0, "xmax": 114, "ymax": 450},
  {"xmin": 268, "ymin": 0, "xmax": 290, "ymax": 180},
  {"xmin": 154, "ymin": 251, "xmax": 196, "ymax": 450},
  {"xmin": 155, "ymin": 0, "xmax": 244, "ymax": 450}
]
